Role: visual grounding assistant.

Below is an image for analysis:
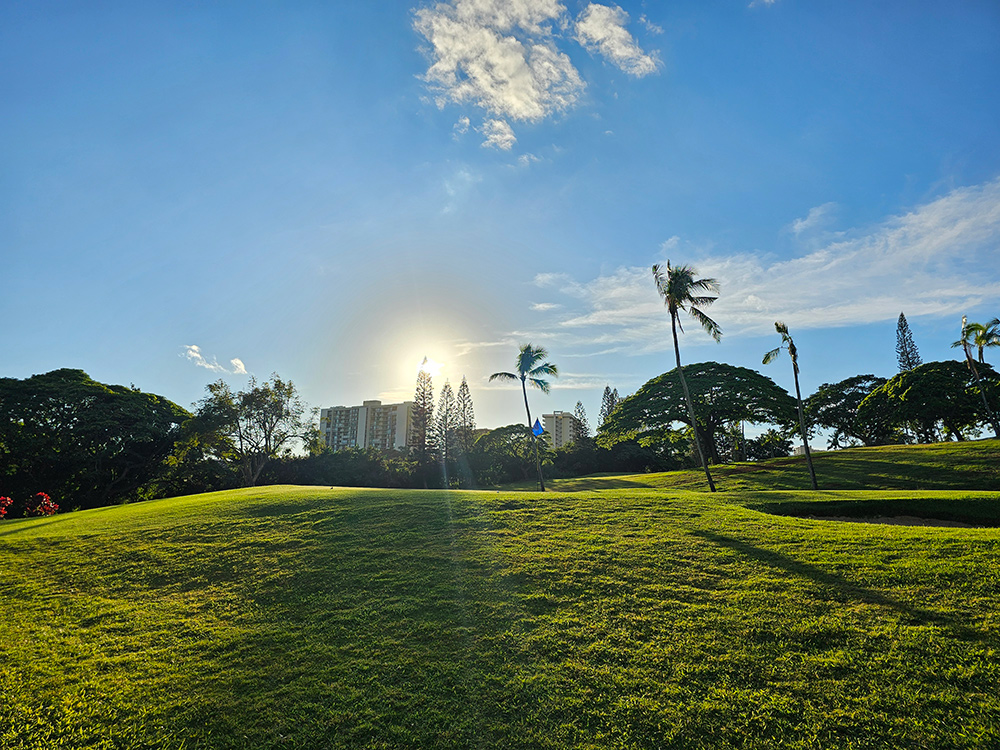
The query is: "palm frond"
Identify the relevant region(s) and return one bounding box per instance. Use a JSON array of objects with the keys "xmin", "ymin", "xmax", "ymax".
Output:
[
  {"xmin": 528, "ymin": 377, "xmax": 551, "ymax": 394},
  {"xmin": 688, "ymin": 295, "xmax": 719, "ymax": 307},
  {"xmin": 762, "ymin": 347, "xmax": 782, "ymax": 365},
  {"xmin": 530, "ymin": 363, "xmax": 558, "ymax": 377},
  {"xmin": 690, "ymin": 306, "xmax": 722, "ymax": 342},
  {"xmin": 690, "ymin": 277, "xmax": 720, "ymax": 294},
  {"xmin": 488, "ymin": 371, "xmax": 518, "ymax": 383}
]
